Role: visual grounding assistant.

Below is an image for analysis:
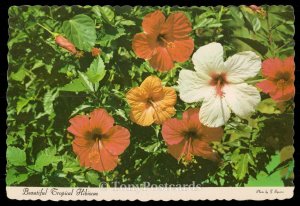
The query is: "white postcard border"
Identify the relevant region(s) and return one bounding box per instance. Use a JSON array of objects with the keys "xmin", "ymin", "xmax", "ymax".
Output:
[{"xmin": 6, "ymin": 186, "xmax": 294, "ymax": 201}]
